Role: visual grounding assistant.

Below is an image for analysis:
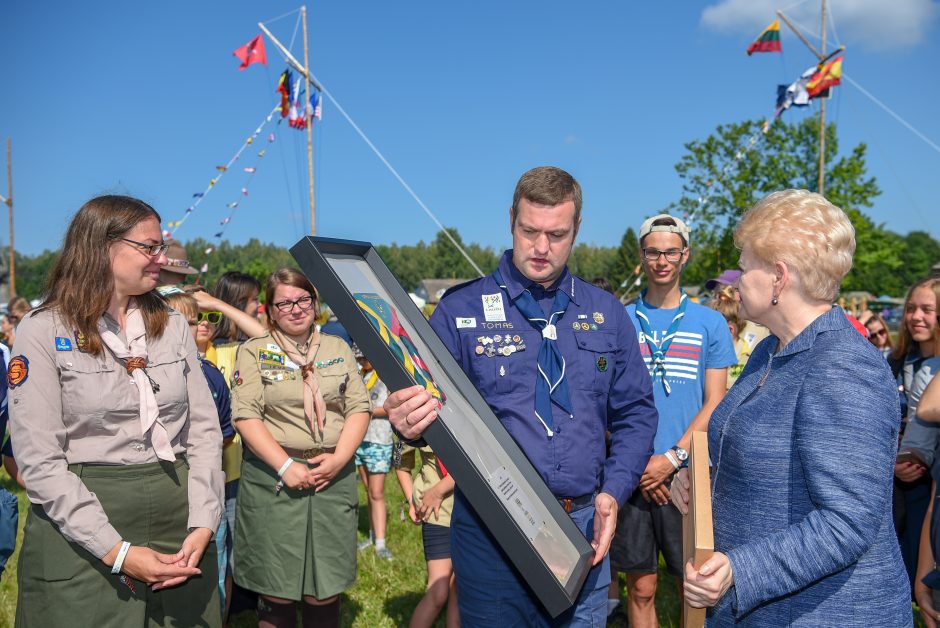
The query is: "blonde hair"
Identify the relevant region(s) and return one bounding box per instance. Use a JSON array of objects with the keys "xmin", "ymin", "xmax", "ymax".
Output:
[
  {"xmin": 734, "ymin": 189, "xmax": 854, "ymax": 302},
  {"xmin": 709, "ymin": 286, "xmax": 744, "ymax": 341},
  {"xmin": 891, "ymin": 278, "xmax": 940, "ymax": 362},
  {"xmin": 165, "ymin": 293, "xmax": 198, "ymax": 321}
]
